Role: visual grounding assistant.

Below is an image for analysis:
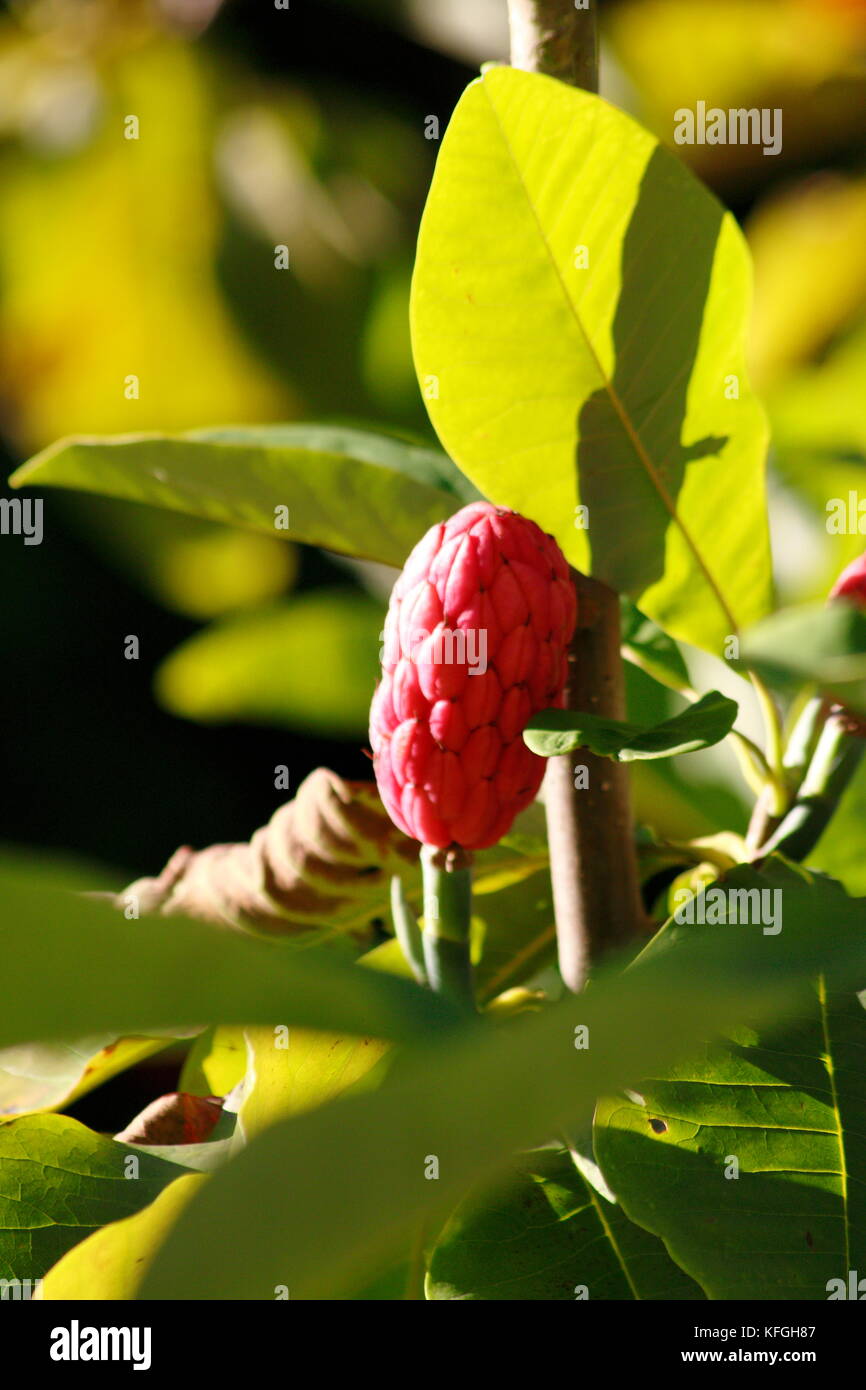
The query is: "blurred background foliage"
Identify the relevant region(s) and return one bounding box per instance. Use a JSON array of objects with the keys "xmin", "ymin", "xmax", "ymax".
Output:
[{"xmin": 2, "ymin": 0, "xmax": 866, "ymax": 892}]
